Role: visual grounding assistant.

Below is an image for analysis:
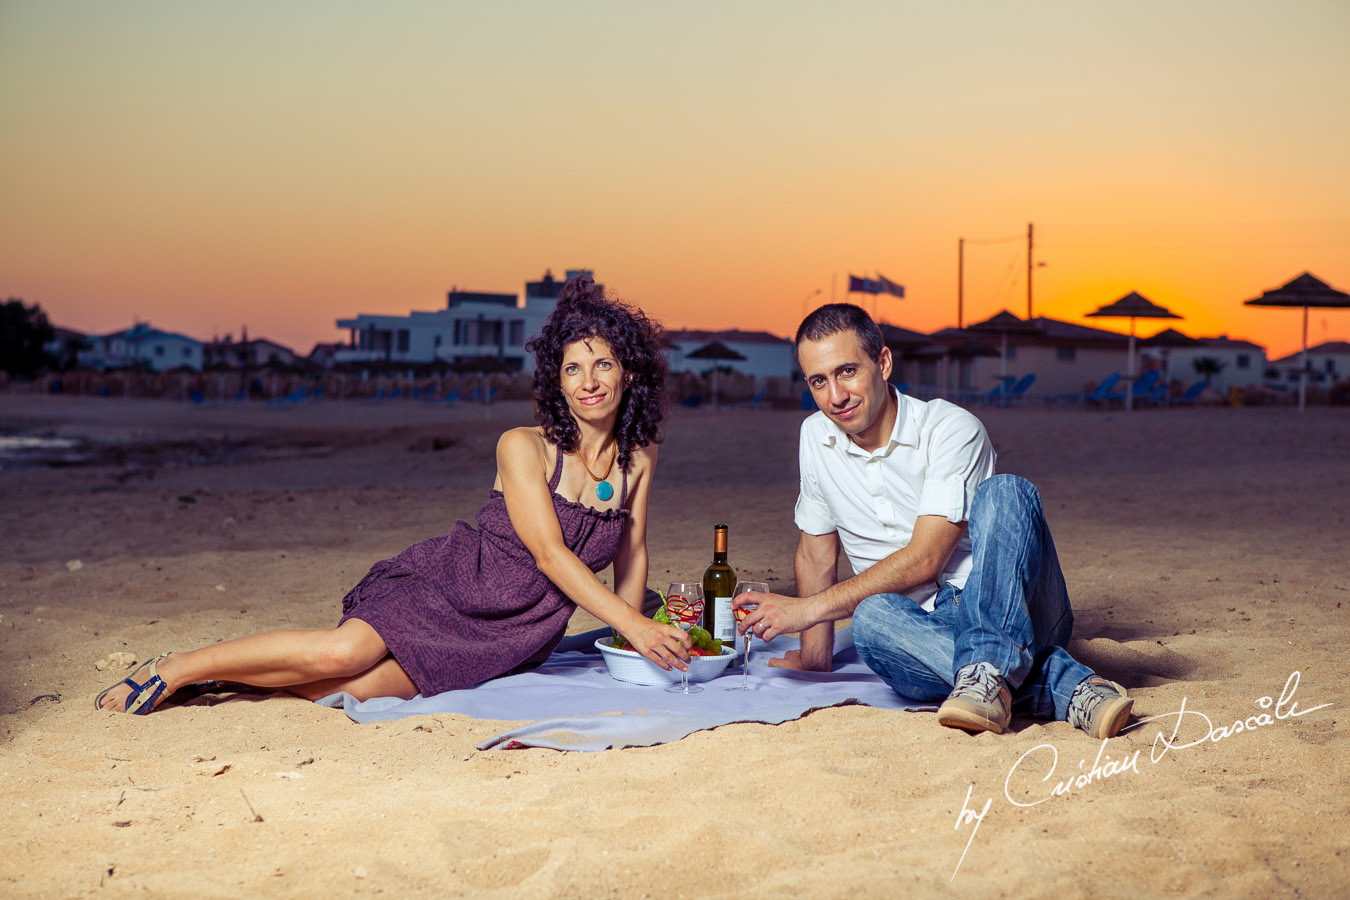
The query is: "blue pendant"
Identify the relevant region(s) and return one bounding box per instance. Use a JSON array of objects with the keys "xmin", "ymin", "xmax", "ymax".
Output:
[{"xmin": 595, "ymin": 481, "xmax": 614, "ymax": 502}]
